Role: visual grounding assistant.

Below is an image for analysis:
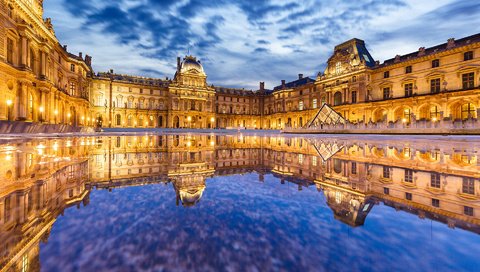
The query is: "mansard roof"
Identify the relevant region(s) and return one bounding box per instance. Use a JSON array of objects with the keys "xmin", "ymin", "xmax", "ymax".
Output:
[
  {"xmin": 273, "ymin": 76, "xmax": 315, "ymax": 91},
  {"xmin": 330, "ymin": 38, "xmax": 376, "ymax": 68},
  {"xmin": 214, "ymin": 86, "xmax": 256, "ymax": 96},
  {"xmin": 96, "ymin": 72, "xmax": 170, "ymax": 87},
  {"xmin": 379, "ymin": 32, "xmax": 480, "ymax": 68}
]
